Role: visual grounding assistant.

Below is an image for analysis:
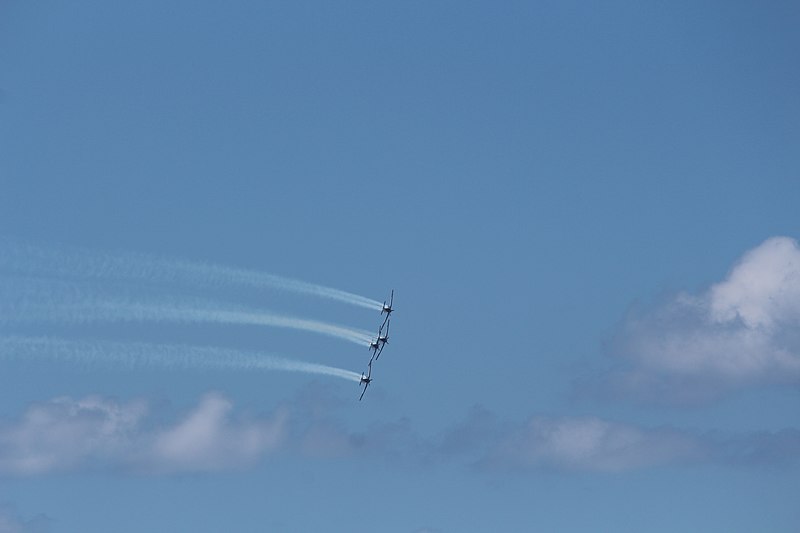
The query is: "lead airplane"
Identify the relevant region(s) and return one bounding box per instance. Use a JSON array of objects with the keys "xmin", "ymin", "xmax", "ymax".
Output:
[
  {"xmin": 359, "ymin": 363, "xmax": 373, "ymax": 401},
  {"xmin": 380, "ymin": 290, "xmax": 394, "ymax": 329}
]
